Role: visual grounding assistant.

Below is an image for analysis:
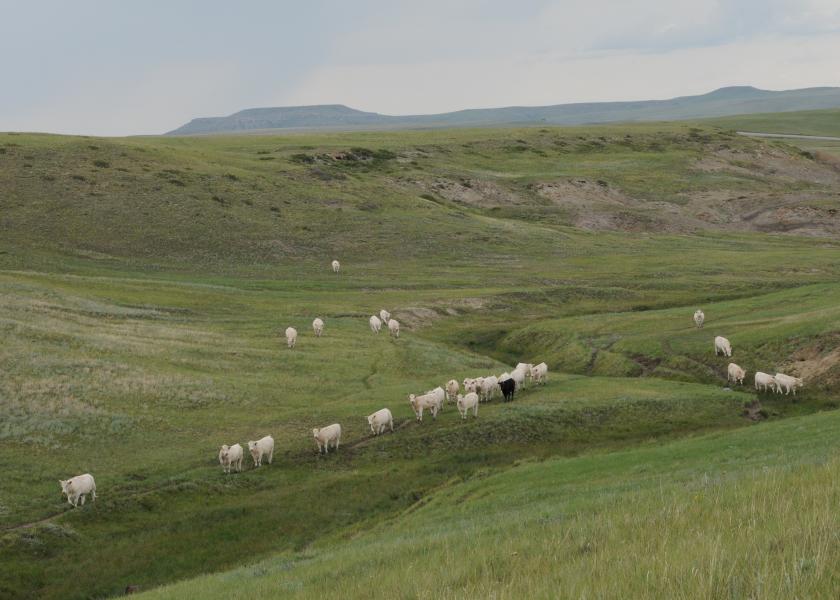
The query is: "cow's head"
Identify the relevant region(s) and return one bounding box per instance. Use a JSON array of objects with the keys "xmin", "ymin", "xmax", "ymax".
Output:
[
  {"xmin": 59, "ymin": 480, "xmax": 69, "ymax": 495},
  {"xmin": 312, "ymin": 428, "xmax": 320, "ymax": 438}
]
